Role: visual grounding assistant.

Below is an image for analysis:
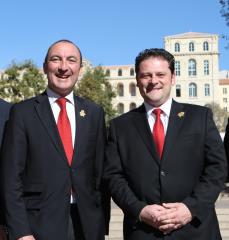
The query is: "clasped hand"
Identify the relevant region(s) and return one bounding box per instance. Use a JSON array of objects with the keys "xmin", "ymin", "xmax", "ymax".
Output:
[{"xmin": 139, "ymin": 202, "xmax": 192, "ymax": 235}]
